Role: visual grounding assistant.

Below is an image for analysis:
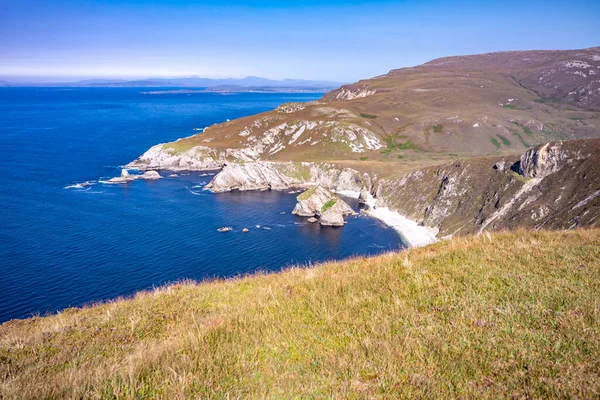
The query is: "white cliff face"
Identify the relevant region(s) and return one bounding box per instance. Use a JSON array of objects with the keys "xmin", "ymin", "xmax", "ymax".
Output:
[
  {"xmin": 126, "ymin": 144, "xmax": 224, "ymax": 171},
  {"xmin": 204, "ymin": 161, "xmax": 367, "ymax": 194},
  {"xmin": 204, "ymin": 162, "xmax": 310, "ymax": 192}
]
